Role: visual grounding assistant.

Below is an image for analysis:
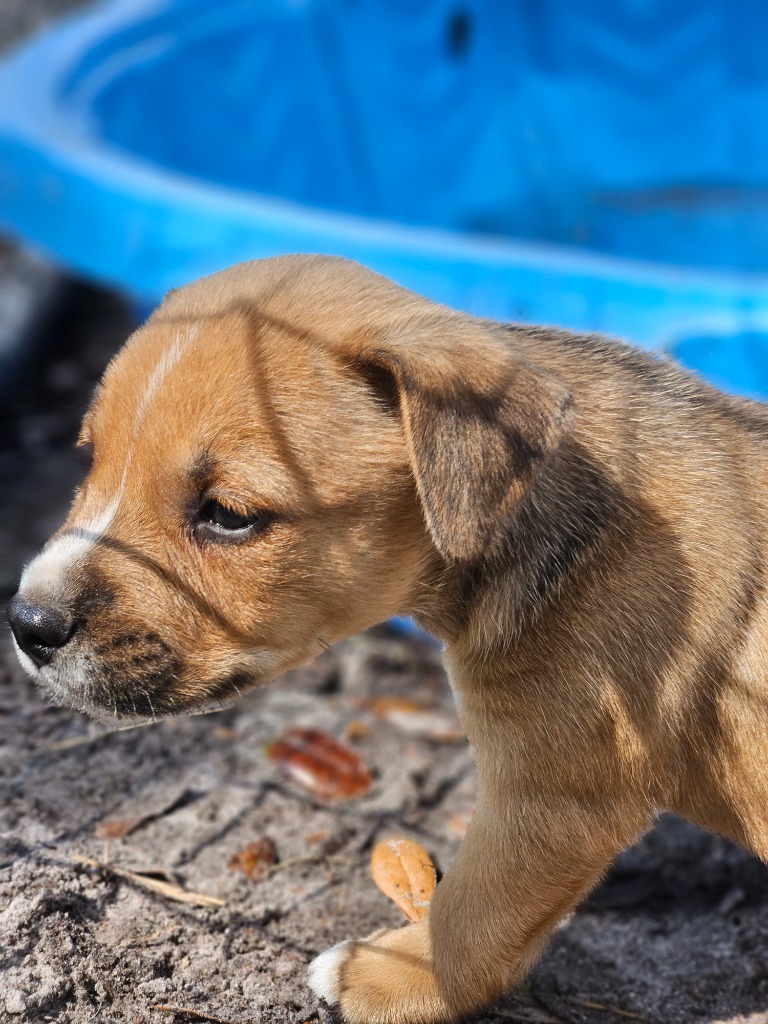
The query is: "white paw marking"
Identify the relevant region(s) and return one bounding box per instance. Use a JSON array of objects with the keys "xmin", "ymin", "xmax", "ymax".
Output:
[{"xmin": 307, "ymin": 940, "xmax": 352, "ymax": 1004}]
